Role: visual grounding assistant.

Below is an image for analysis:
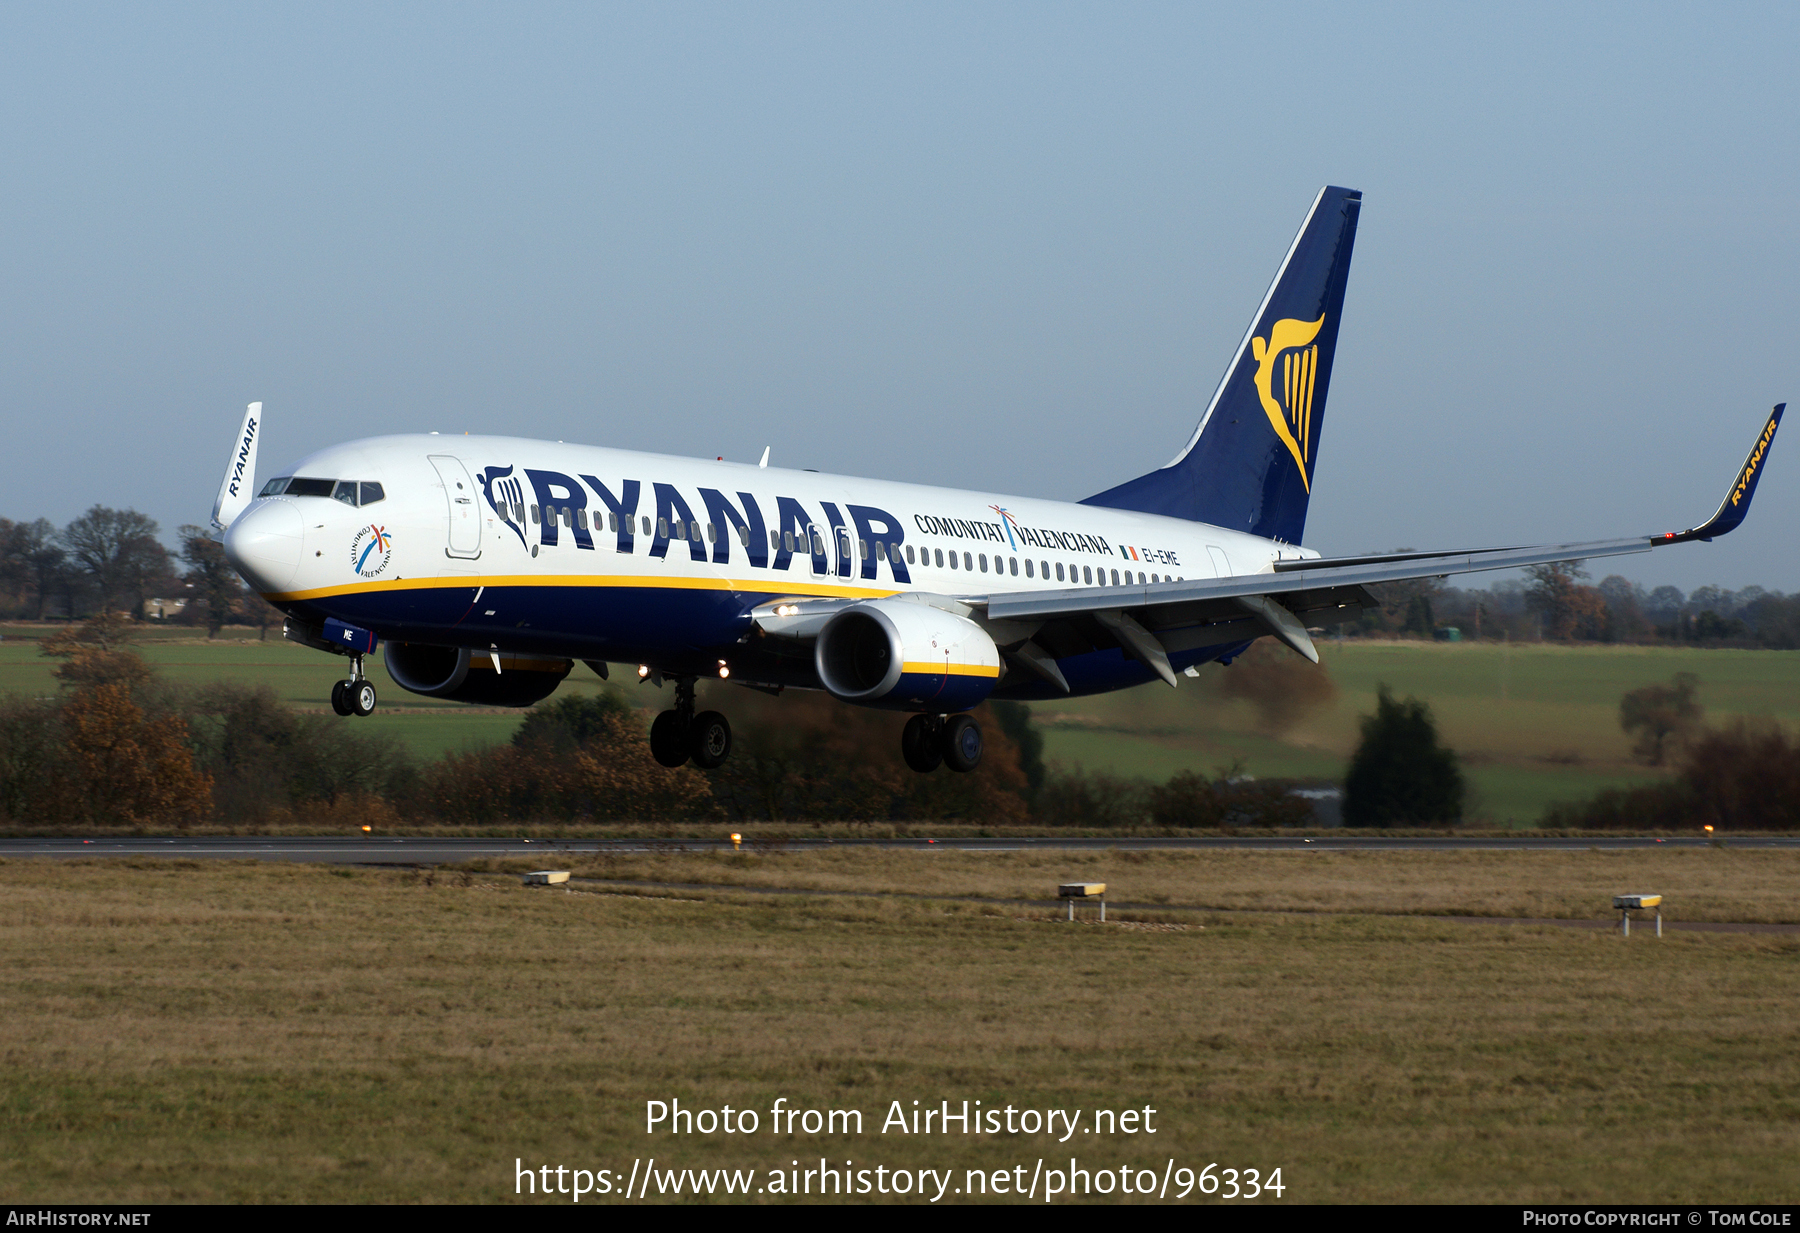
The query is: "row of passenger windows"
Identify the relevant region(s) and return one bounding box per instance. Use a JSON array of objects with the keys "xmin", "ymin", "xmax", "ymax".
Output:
[
  {"xmin": 259, "ymin": 477, "xmax": 386, "ymax": 507},
  {"xmin": 519, "ymin": 503, "xmax": 1179, "ymax": 586}
]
